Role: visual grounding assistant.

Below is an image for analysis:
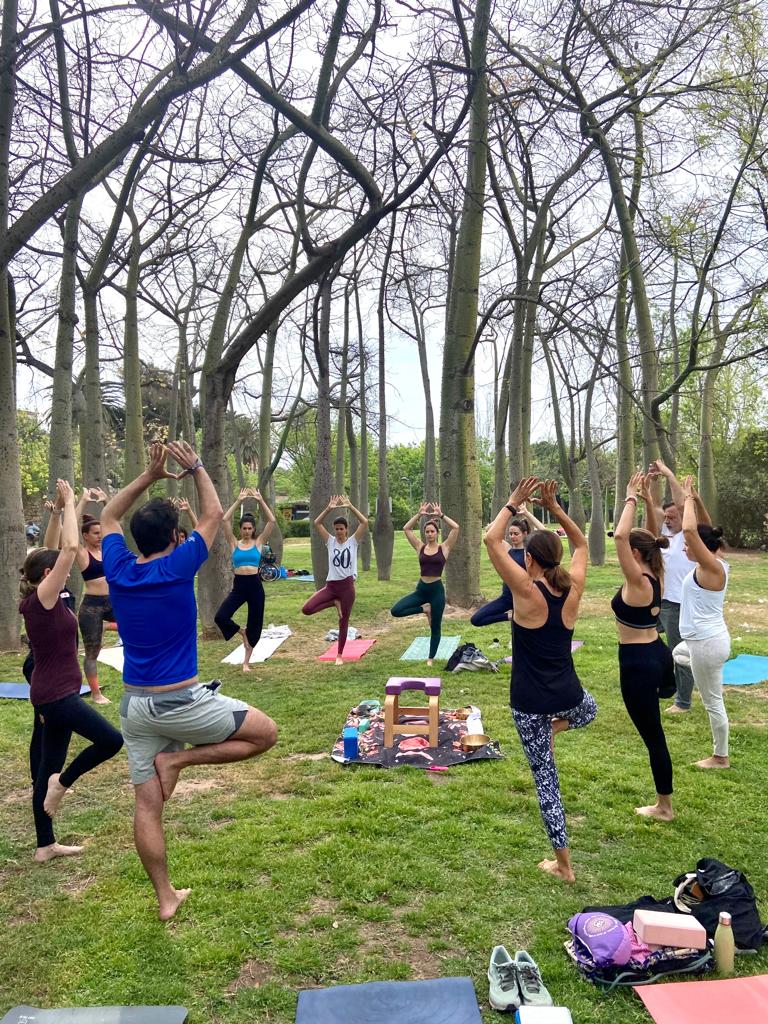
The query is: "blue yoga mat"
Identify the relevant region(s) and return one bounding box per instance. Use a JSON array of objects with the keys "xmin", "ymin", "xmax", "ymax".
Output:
[
  {"xmin": 0, "ymin": 682, "xmax": 90, "ymax": 700},
  {"xmin": 401, "ymin": 635, "xmax": 461, "ymax": 661},
  {"xmin": 722, "ymin": 654, "xmax": 768, "ymax": 686},
  {"xmin": 283, "ymin": 574, "xmax": 315, "ymax": 582},
  {"xmin": 296, "ymin": 977, "xmax": 482, "ymax": 1024}
]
